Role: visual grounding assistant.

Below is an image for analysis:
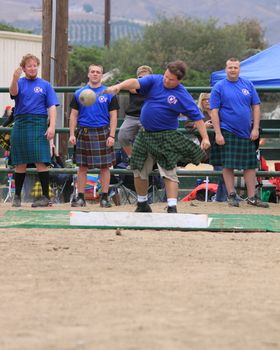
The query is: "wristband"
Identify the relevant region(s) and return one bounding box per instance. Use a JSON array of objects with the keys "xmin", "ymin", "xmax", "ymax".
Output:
[{"xmin": 109, "ymin": 135, "xmax": 115, "ymax": 139}]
